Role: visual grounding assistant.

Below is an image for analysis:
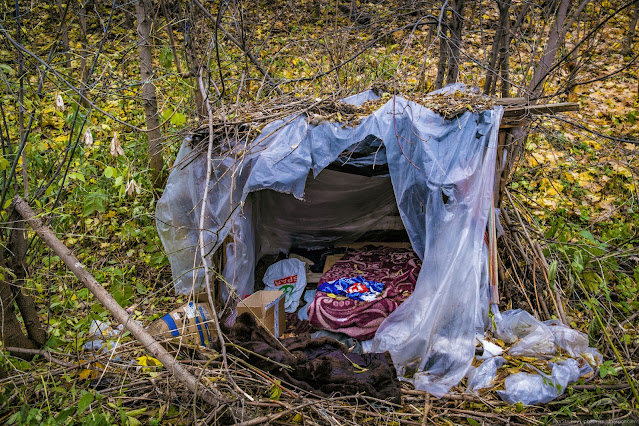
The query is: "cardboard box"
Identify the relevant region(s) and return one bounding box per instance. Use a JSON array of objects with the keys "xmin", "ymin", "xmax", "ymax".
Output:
[
  {"xmin": 236, "ymin": 290, "xmax": 285, "ymax": 338},
  {"xmin": 323, "ymin": 253, "xmax": 346, "ymax": 274},
  {"xmin": 147, "ymin": 302, "xmax": 216, "ymax": 348}
]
